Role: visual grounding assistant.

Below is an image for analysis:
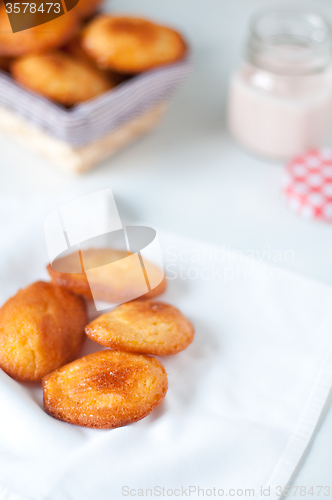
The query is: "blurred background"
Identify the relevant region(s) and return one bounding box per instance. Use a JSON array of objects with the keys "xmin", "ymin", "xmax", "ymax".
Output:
[
  {"xmin": 2, "ymin": 0, "xmax": 332, "ymax": 285},
  {"xmin": 1, "ymin": 0, "xmax": 332, "ymax": 492}
]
